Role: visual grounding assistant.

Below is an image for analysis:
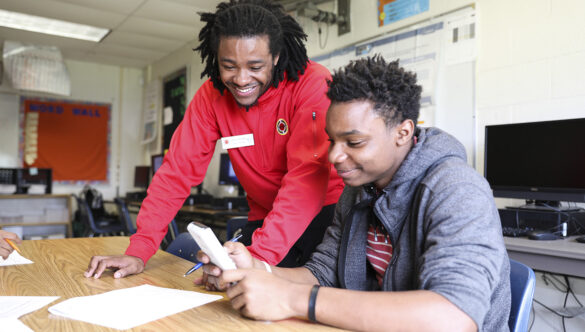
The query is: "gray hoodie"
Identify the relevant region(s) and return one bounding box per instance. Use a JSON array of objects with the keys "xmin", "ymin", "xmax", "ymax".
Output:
[{"xmin": 305, "ymin": 127, "xmax": 511, "ymax": 331}]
